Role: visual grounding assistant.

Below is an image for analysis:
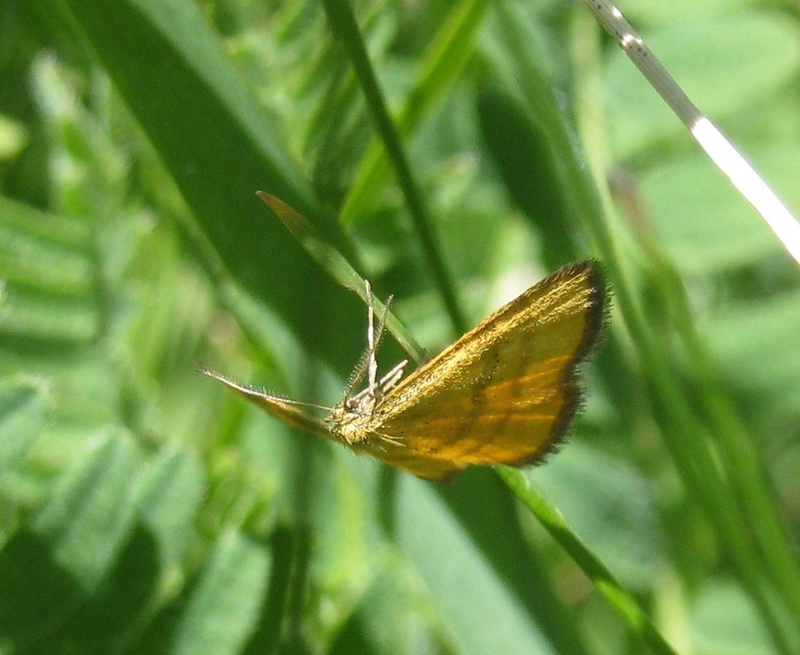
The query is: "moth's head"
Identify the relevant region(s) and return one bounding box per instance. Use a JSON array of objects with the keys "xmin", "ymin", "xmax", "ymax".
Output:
[{"xmin": 326, "ymin": 395, "xmax": 376, "ymax": 446}]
